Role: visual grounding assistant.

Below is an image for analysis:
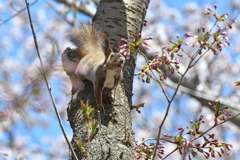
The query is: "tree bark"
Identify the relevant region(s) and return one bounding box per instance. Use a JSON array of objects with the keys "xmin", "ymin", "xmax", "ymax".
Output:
[{"xmin": 67, "ymin": 0, "xmax": 150, "ymax": 159}]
